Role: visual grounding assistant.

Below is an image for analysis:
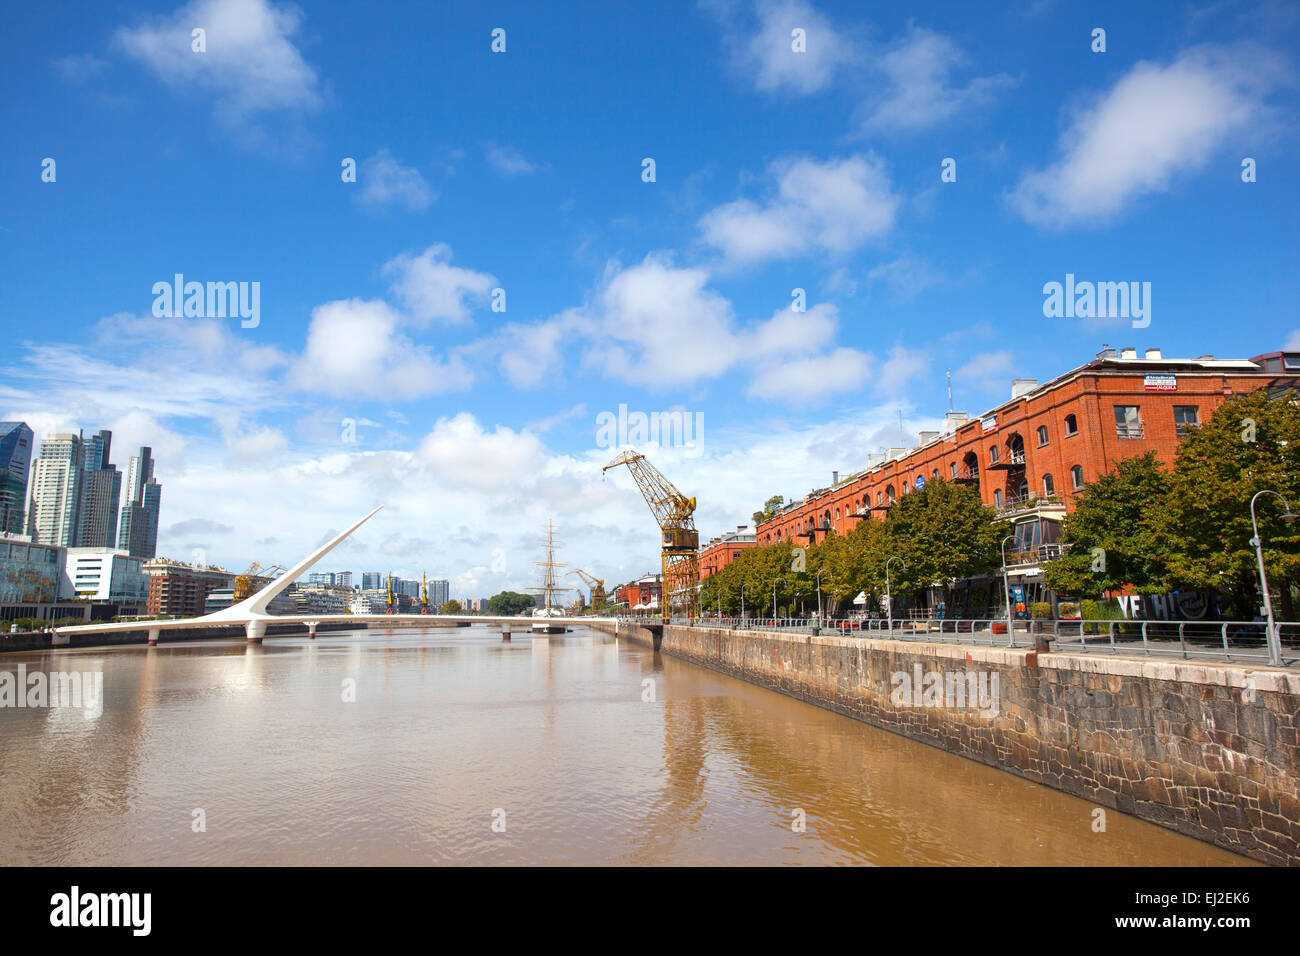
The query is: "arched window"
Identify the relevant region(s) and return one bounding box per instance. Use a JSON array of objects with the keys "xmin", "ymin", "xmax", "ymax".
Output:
[
  {"xmin": 903, "ymin": 480, "xmax": 910, "ymax": 494},
  {"xmin": 1064, "ymin": 414, "xmax": 1078, "ymax": 436},
  {"xmin": 963, "ymin": 451, "xmax": 979, "ymax": 478},
  {"xmin": 989, "ymin": 445, "xmax": 1000, "ymax": 465},
  {"xmin": 950, "ymin": 461, "xmax": 958, "ymax": 479},
  {"xmin": 994, "ymin": 488, "xmax": 1003, "ymax": 508},
  {"xmin": 876, "ymin": 491, "xmax": 883, "ymax": 506},
  {"xmin": 886, "ymin": 485, "xmax": 896, "ymax": 503},
  {"xmin": 1070, "ymin": 465, "xmax": 1084, "ymax": 489},
  {"xmin": 932, "ymin": 468, "xmax": 939, "ymax": 479},
  {"xmin": 835, "ymin": 507, "xmax": 841, "ymax": 520},
  {"xmin": 1043, "ymin": 474, "xmax": 1054, "ymax": 495},
  {"xmin": 1037, "ymin": 425, "xmax": 1049, "ymax": 446}
]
